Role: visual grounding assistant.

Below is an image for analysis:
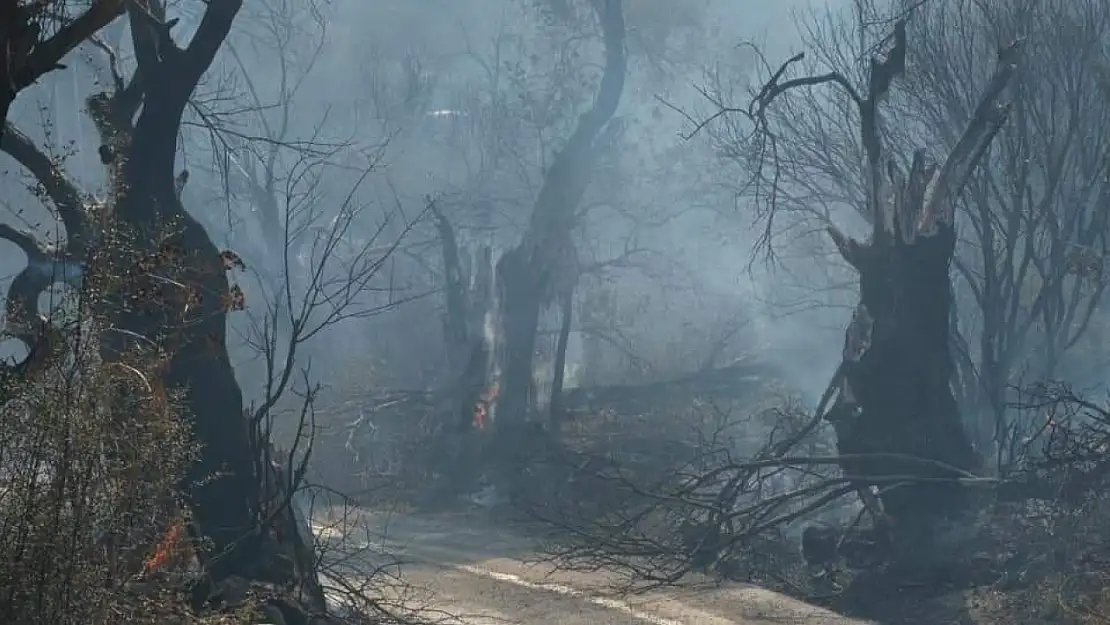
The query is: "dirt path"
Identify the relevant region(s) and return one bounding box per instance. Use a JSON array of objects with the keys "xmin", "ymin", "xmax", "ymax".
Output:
[{"xmin": 313, "ymin": 509, "xmax": 873, "ymax": 625}]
